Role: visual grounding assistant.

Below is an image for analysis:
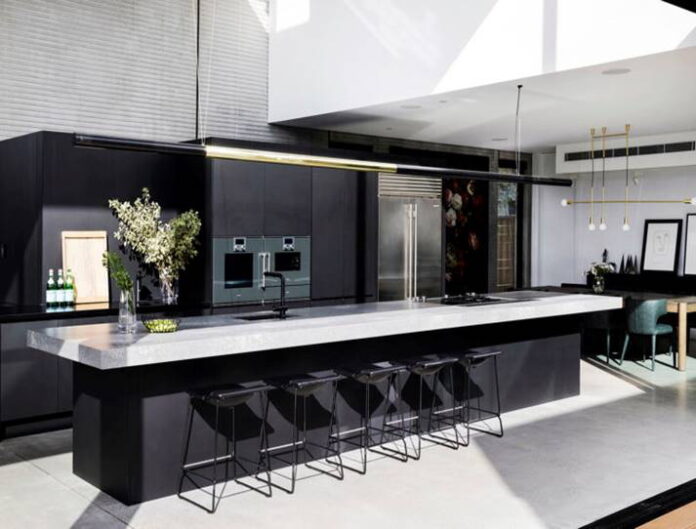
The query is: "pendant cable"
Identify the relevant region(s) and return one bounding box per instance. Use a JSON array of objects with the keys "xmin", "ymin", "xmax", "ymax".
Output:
[
  {"xmin": 514, "ymin": 84, "xmax": 523, "ymax": 175},
  {"xmin": 589, "ymin": 129, "xmax": 595, "ymax": 230},
  {"xmin": 600, "ymin": 127, "xmax": 606, "ymax": 230}
]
